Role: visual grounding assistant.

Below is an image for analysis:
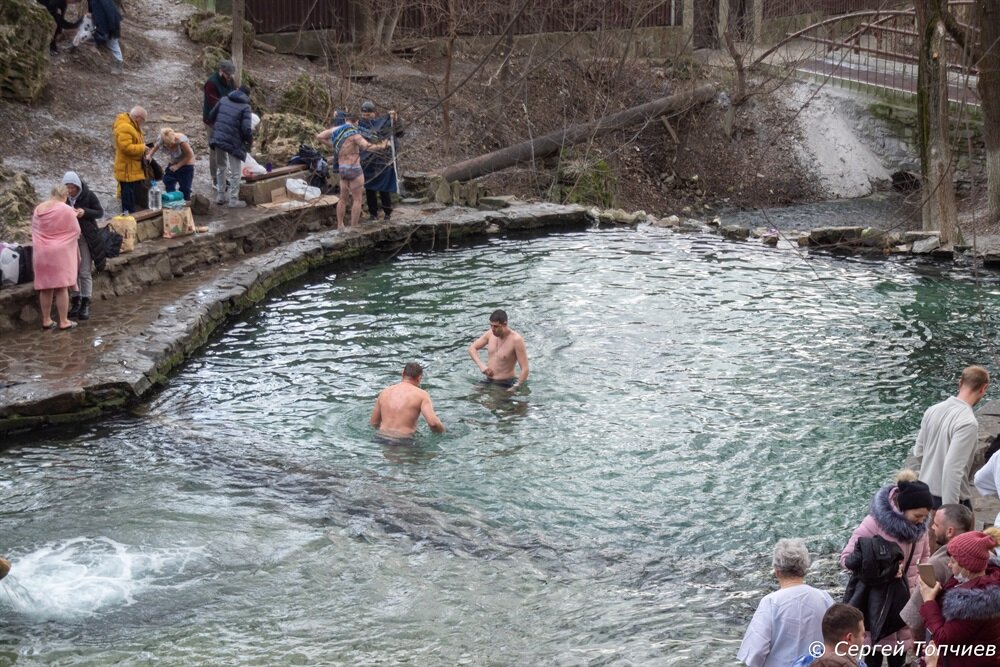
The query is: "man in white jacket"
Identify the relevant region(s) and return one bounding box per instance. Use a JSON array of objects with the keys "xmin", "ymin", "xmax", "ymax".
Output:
[
  {"xmin": 974, "ymin": 436, "xmax": 1000, "ymax": 528},
  {"xmin": 912, "ymin": 366, "xmax": 989, "ymax": 517}
]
